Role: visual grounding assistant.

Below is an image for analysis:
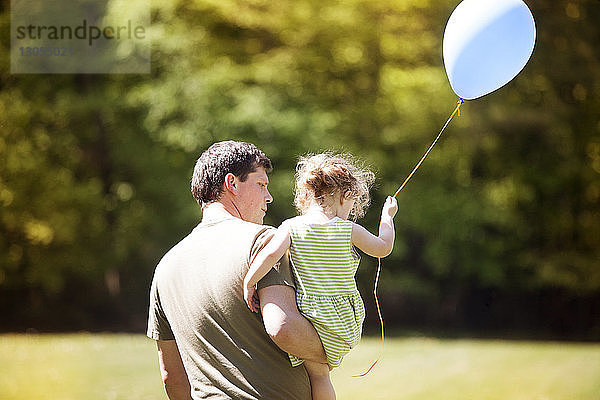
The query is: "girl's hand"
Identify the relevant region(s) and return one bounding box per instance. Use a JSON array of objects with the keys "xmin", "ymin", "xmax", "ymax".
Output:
[
  {"xmin": 244, "ymin": 283, "xmax": 260, "ymax": 313},
  {"xmin": 382, "ymin": 196, "xmax": 398, "ymax": 219}
]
